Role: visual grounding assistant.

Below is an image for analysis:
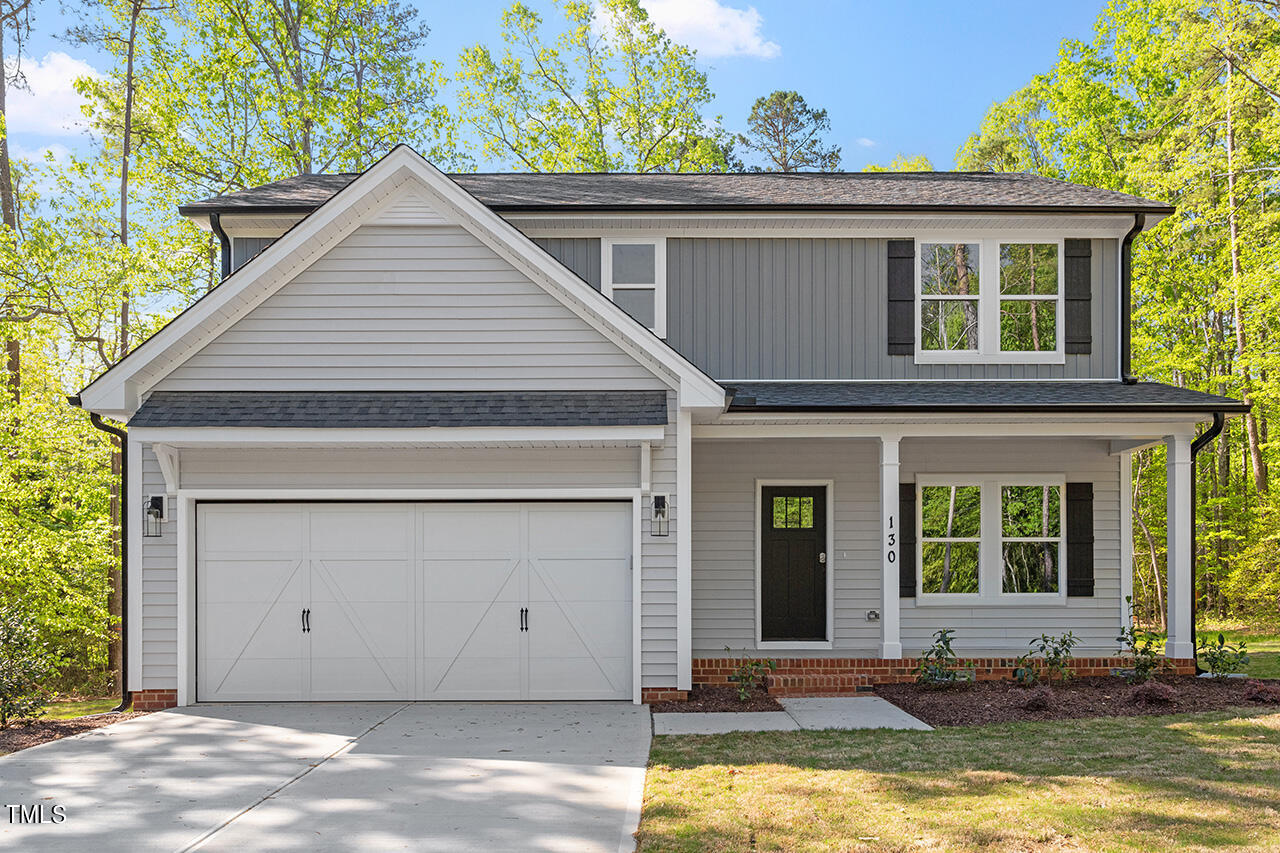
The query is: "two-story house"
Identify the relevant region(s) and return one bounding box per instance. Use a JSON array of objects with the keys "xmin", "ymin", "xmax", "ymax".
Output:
[{"xmin": 73, "ymin": 147, "xmax": 1244, "ymax": 709}]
